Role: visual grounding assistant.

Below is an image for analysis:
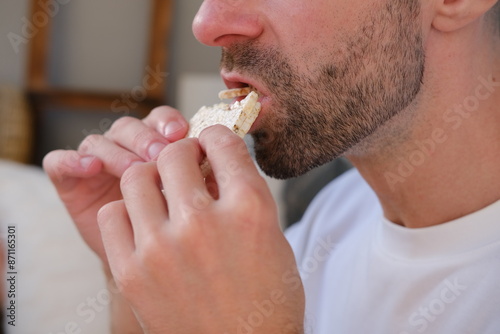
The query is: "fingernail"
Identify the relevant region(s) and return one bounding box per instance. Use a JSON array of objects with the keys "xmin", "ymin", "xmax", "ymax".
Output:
[
  {"xmin": 148, "ymin": 142, "xmax": 166, "ymax": 160},
  {"xmin": 164, "ymin": 121, "xmax": 184, "ymax": 137},
  {"xmin": 80, "ymin": 156, "xmax": 95, "ymax": 169}
]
